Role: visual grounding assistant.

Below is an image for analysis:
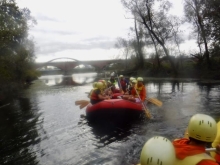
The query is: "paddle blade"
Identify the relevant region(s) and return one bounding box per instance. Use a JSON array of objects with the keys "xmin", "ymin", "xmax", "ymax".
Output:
[
  {"xmin": 79, "ymin": 102, "xmax": 90, "ymax": 109},
  {"xmin": 144, "ymin": 108, "xmax": 151, "ymax": 119},
  {"xmin": 75, "ymin": 100, "xmax": 89, "ymax": 105},
  {"xmin": 147, "ymin": 98, "xmax": 163, "ymax": 107}
]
